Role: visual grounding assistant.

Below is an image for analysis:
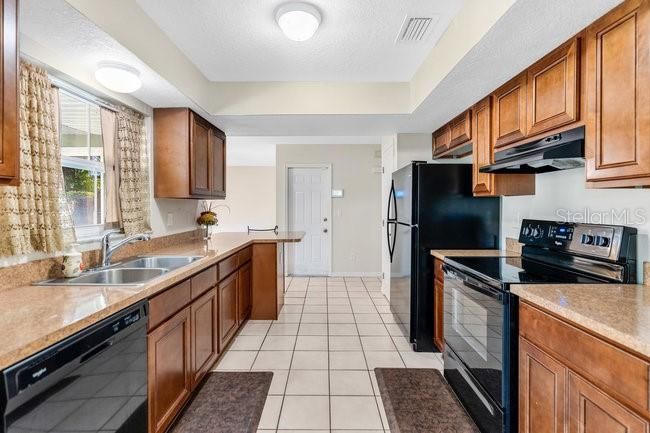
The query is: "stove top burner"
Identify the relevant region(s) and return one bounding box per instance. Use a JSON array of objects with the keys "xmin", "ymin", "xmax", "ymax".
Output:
[{"xmin": 445, "ymin": 256, "xmax": 607, "ymax": 287}]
